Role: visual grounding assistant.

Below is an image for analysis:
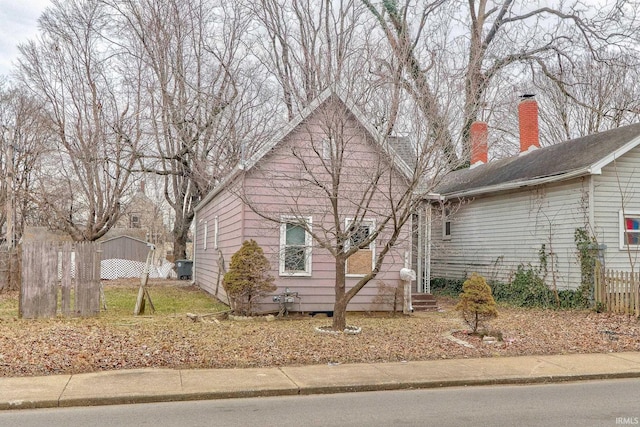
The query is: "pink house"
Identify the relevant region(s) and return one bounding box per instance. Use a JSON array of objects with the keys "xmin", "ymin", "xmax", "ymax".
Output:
[{"xmin": 192, "ymin": 88, "xmax": 421, "ymax": 313}]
